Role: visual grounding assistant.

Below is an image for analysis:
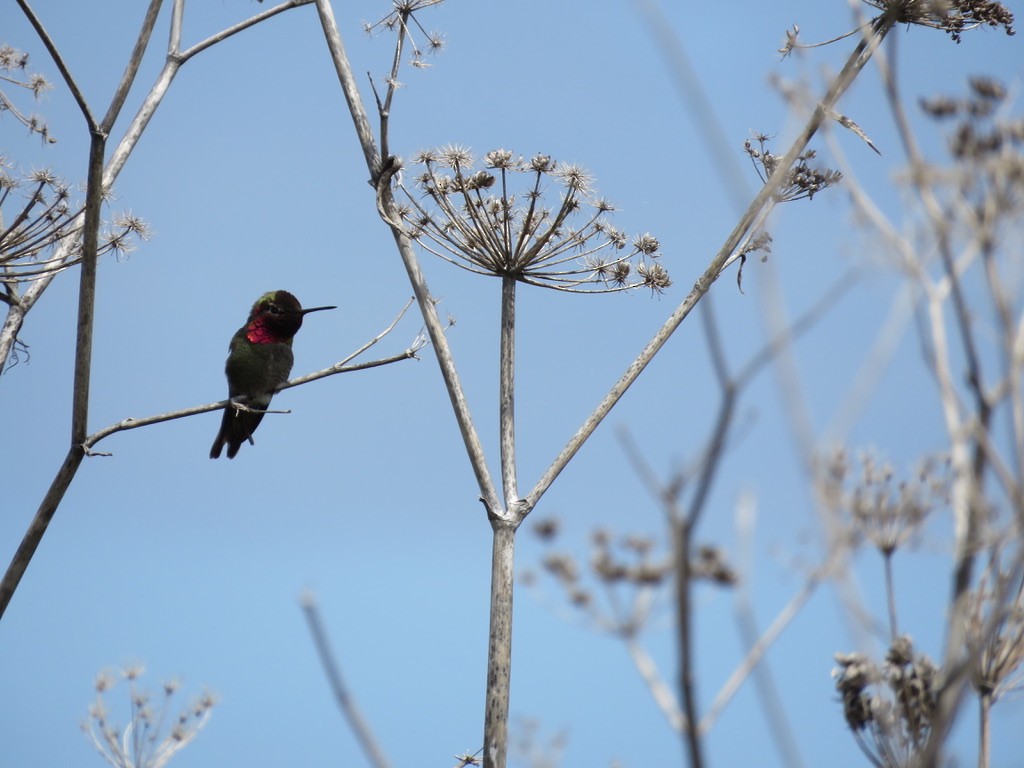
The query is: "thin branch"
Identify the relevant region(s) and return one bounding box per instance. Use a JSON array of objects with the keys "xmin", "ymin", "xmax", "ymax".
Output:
[
  {"xmin": 100, "ymin": 0, "xmax": 164, "ymax": 132},
  {"xmin": 314, "ymin": 0, "xmax": 502, "ymax": 517},
  {"xmin": 0, "ymin": 447, "xmax": 84, "ymax": 619},
  {"xmin": 83, "ymin": 349, "xmax": 417, "ymax": 454},
  {"xmin": 524, "ymin": 15, "xmax": 894, "ymax": 511},
  {"xmin": 699, "ymin": 569, "xmax": 823, "ymax": 734},
  {"xmin": 84, "ymin": 300, "xmax": 419, "ymax": 452},
  {"xmin": 0, "ymin": 309, "xmax": 416, "ymax": 619},
  {"xmin": 179, "ymin": 0, "xmax": 315, "ymax": 61},
  {"xmin": 734, "ymin": 589, "xmax": 808, "ymax": 768},
  {"xmin": 314, "ymin": 0, "xmax": 380, "ymax": 178},
  {"xmin": 15, "ymin": 0, "xmax": 97, "ymax": 130},
  {"xmin": 624, "ymin": 636, "xmax": 686, "ymax": 734},
  {"xmin": 301, "ymin": 593, "xmax": 393, "ymax": 768},
  {"xmin": 1, "ymin": 0, "xmax": 315, "ymax": 372}
]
